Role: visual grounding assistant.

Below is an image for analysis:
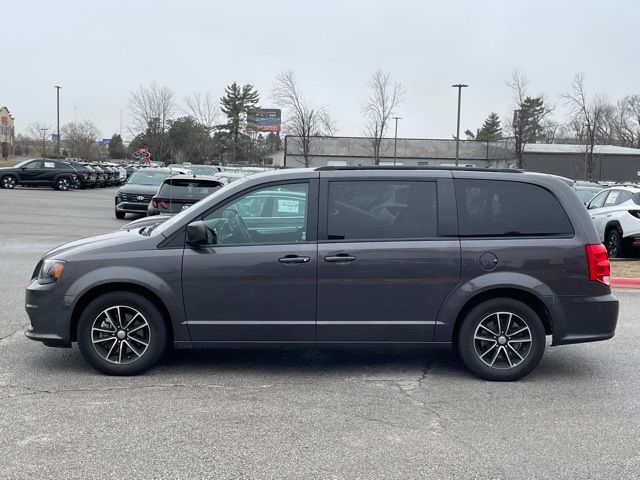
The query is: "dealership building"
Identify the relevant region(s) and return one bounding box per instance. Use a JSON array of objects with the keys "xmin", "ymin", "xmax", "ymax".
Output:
[
  {"xmin": 281, "ymin": 136, "xmax": 516, "ymax": 168},
  {"xmin": 522, "ymin": 143, "xmax": 640, "ymax": 182},
  {"xmin": 0, "ymin": 106, "xmax": 15, "ymax": 158},
  {"xmin": 279, "ymin": 135, "xmax": 640, "ymax": 182}
]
